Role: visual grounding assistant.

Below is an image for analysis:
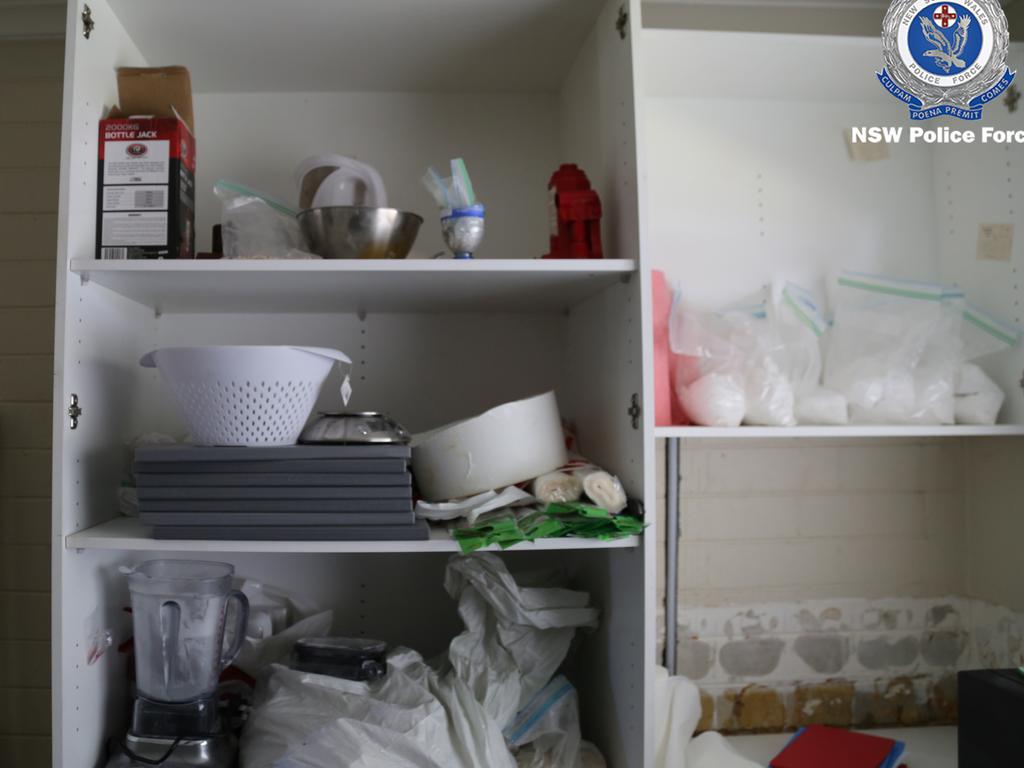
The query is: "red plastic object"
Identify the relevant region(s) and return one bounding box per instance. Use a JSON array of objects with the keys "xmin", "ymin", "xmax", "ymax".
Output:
[
  {"xmin": 543, "ymin": 164, "xmax": 603, "ymax": 259},
  {"xmin": 652, "ymin": 270, "xmax": 672, "ymax": 426},
  {"xmin": 771, "ymin": 725, "xmax": 897, "ymax": 768}
]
